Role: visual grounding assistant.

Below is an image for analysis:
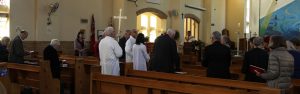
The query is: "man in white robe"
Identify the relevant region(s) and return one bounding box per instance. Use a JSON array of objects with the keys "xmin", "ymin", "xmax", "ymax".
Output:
[
  {"xmin": 125, "ymin": 29, "xmax": 138, "ymax": 63},
  {"xmin": 99, "ymin": 27, "xmax": 123, "ymax": 76}
]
